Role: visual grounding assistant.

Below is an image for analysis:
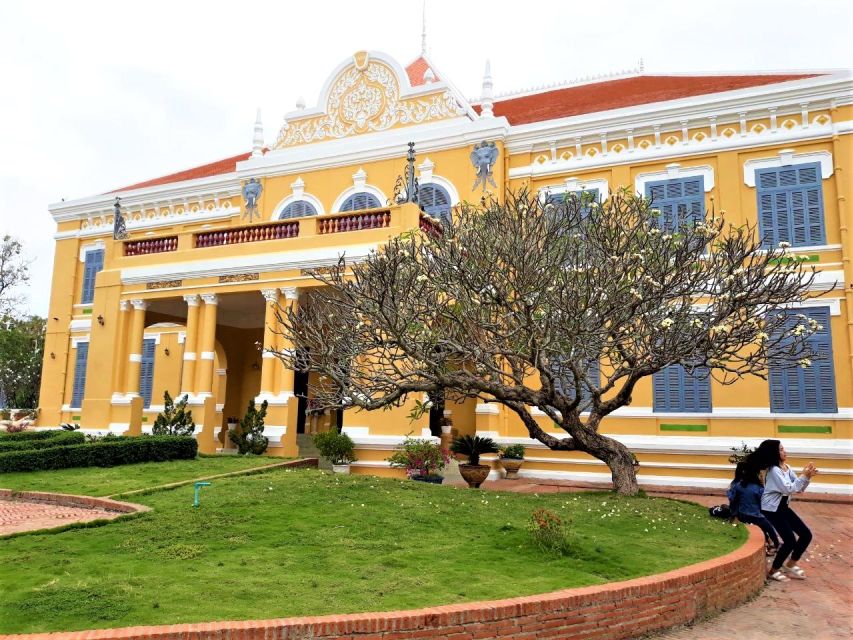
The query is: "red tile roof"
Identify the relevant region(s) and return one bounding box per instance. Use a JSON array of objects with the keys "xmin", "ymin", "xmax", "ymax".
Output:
[
  {"xmin": 109, "ymin": 151, "xmax": 252, "ymax": 193},
  {"xmin": 476, "ymin": 73, "xmax": 820, "ymax": 125},
  {"xmin": 405, "ymin": 57, "xmax": 439, "ymax": 86}
]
